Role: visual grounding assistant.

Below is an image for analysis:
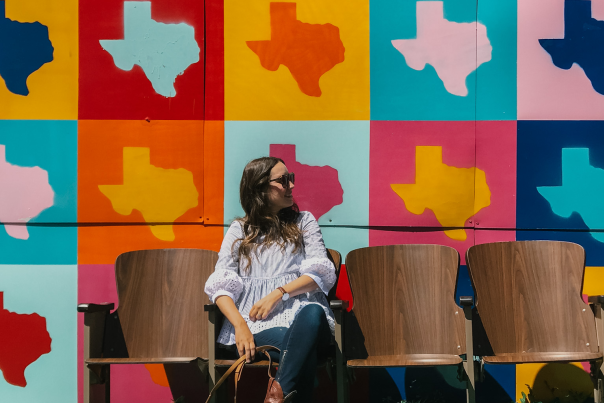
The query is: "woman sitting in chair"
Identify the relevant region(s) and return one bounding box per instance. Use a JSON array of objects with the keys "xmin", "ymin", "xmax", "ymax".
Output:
[{"xmin": 204, "ymin": 157, "xmax": 336, "ymax": 403}]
